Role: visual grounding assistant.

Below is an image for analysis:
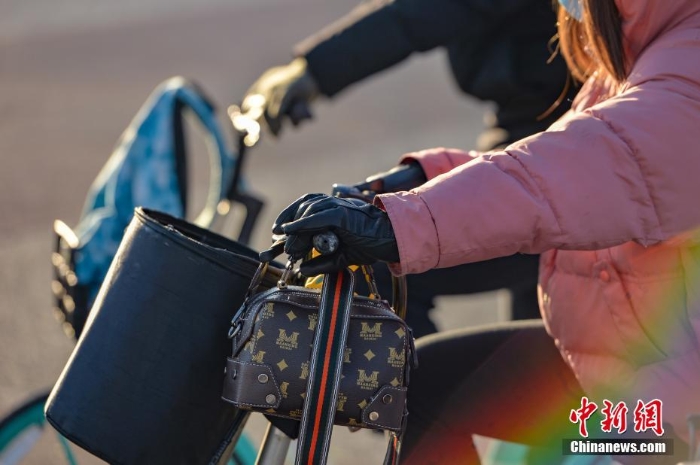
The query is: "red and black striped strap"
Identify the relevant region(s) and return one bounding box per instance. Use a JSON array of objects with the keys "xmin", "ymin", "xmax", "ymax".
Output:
[
  {"xmin": 294, "ymin": 268, "xmax": 405, "ymax": 465},
  {"xmin": 295, "ymin": 268, "xmax": 355, "ymax": 465},
  {"xmin": 383, "ymin": 431, "xmax": 403, "ymax": 465}
]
